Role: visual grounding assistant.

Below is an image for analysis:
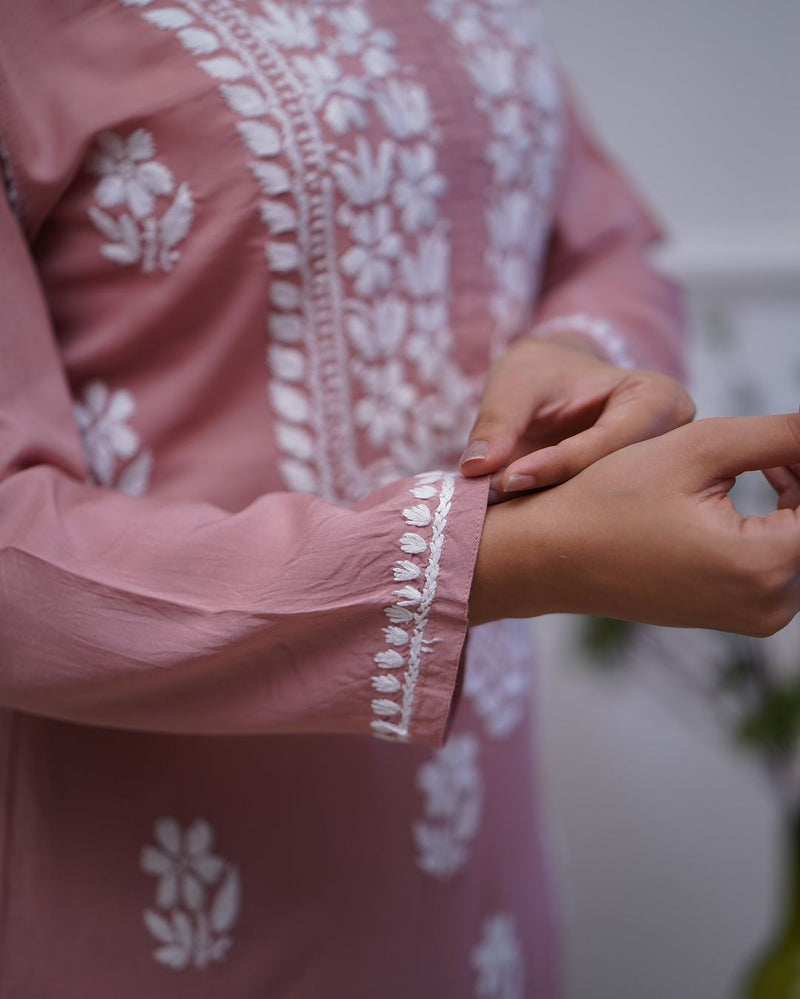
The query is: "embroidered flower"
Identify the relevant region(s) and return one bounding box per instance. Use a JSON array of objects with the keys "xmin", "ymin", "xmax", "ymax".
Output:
[
  {"xmin": 413, "ymin": 734, "xmax": 483, "ymax": 878},
  {"xmin": 354, "ymin": 360, "xmax": 417, "ymax": 445},
  {"xmin": 86, "ymin": 128, "xmax": 195, "ymax": 273},
  {"xmin": 87, "ymin": 129, "xmax": 174, "ymax": 220},
  {"xmin": 464, "ymin": 623, "xmax": 531, "ymax": 739},
  {"xmin": 329, "ymin": 6, "xmax": 397, "ymax": 76},
  {"xmin": 140, "ymin": 817, "xmax": 241, "ymax": 972},
  {"xmin": 374, "ymin": 79, "xmax": 435, "ymax": 140},
  {"xmin": 73, "ymin": 380, "xmax": 153, "ymax": 496},
  {"xmin": 253, "ymin": 1, "xmax": 318, "ymax": 49},
  {"xmin": 333, "ymin": 137, "xmax": 395, "ymax": 208},
  {"xmin": 345, "ymin": 296, "xmax": 408, "ymax": 361},
  {"xmin": 472, "ymin": 913, "xmax": 525, "ymax": 999},
  {"xmin": 392, "ymin": 143, "xmax": 447, "ymax": 233},
  {"xmin": 341, "ymin": 205, "xmax": 402, "ymax": 296}
]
